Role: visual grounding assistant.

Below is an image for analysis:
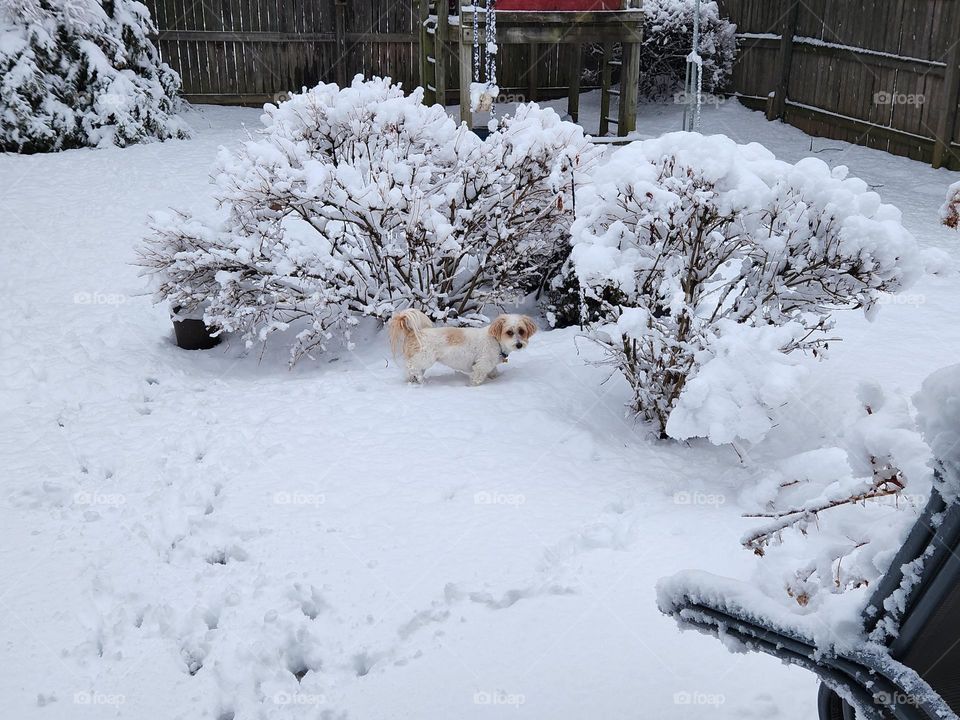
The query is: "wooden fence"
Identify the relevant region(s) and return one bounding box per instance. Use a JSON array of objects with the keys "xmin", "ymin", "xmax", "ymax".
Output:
[
  {"xmin": 142, "ymin": 0, "xmax": 418, "ymax": 105},
  {"xmin": 143, "ymin": 0, "xmax": 579, "ymax": 106},
  {"xmin": 718, "ymin": 0, "xmax": 960, "ymax": 169}
]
